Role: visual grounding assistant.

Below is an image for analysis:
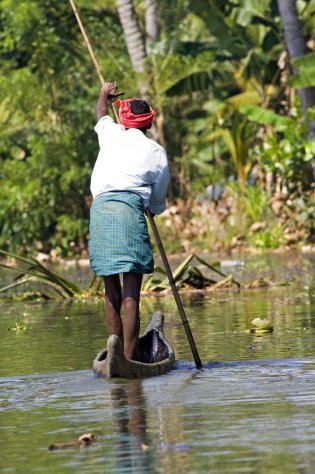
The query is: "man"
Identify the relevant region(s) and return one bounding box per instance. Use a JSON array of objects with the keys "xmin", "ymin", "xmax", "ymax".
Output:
[{"xmin": 89, "ymin": 82, "xmax": 169, "ymax": 360}]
